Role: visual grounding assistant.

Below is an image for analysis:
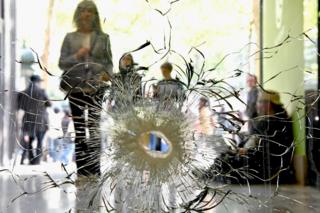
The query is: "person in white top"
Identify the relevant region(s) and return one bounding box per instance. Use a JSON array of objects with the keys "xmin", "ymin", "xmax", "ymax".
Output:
[
  {"xmin": 47, "ymin": 107, "xmax": 64, "ymax": 162},
  {"xmin": 198, "ymin": 97, "xmax": 214, "ymax": 136}
]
